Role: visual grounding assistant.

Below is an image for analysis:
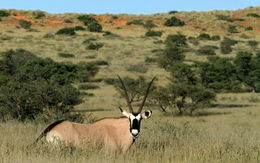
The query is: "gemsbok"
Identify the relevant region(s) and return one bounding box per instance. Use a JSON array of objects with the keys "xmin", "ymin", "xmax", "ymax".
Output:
[{"xmin": 34, "ymin": 76, "xmax": 156, "ymax": 152}]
